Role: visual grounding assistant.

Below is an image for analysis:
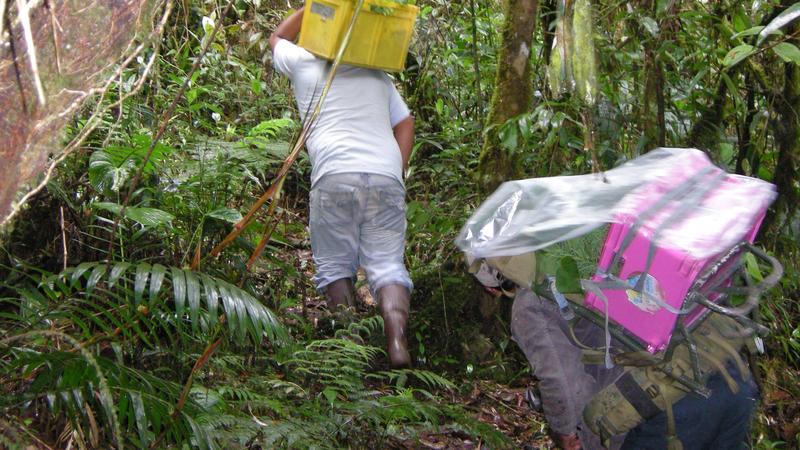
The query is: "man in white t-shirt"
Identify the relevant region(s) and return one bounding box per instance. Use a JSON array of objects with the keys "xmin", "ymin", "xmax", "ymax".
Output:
[{"xmin": 269, "ymin": 8, "xmax": 415, "ymax": 368}]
